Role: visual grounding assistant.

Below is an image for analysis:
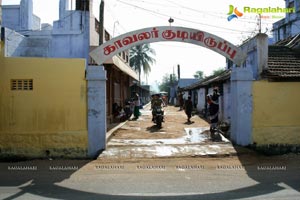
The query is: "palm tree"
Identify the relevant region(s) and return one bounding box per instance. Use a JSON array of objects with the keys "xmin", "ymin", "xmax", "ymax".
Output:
[{"xmin": 129, "ymin": 44, "xmax": 156, "ymax": 84}]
